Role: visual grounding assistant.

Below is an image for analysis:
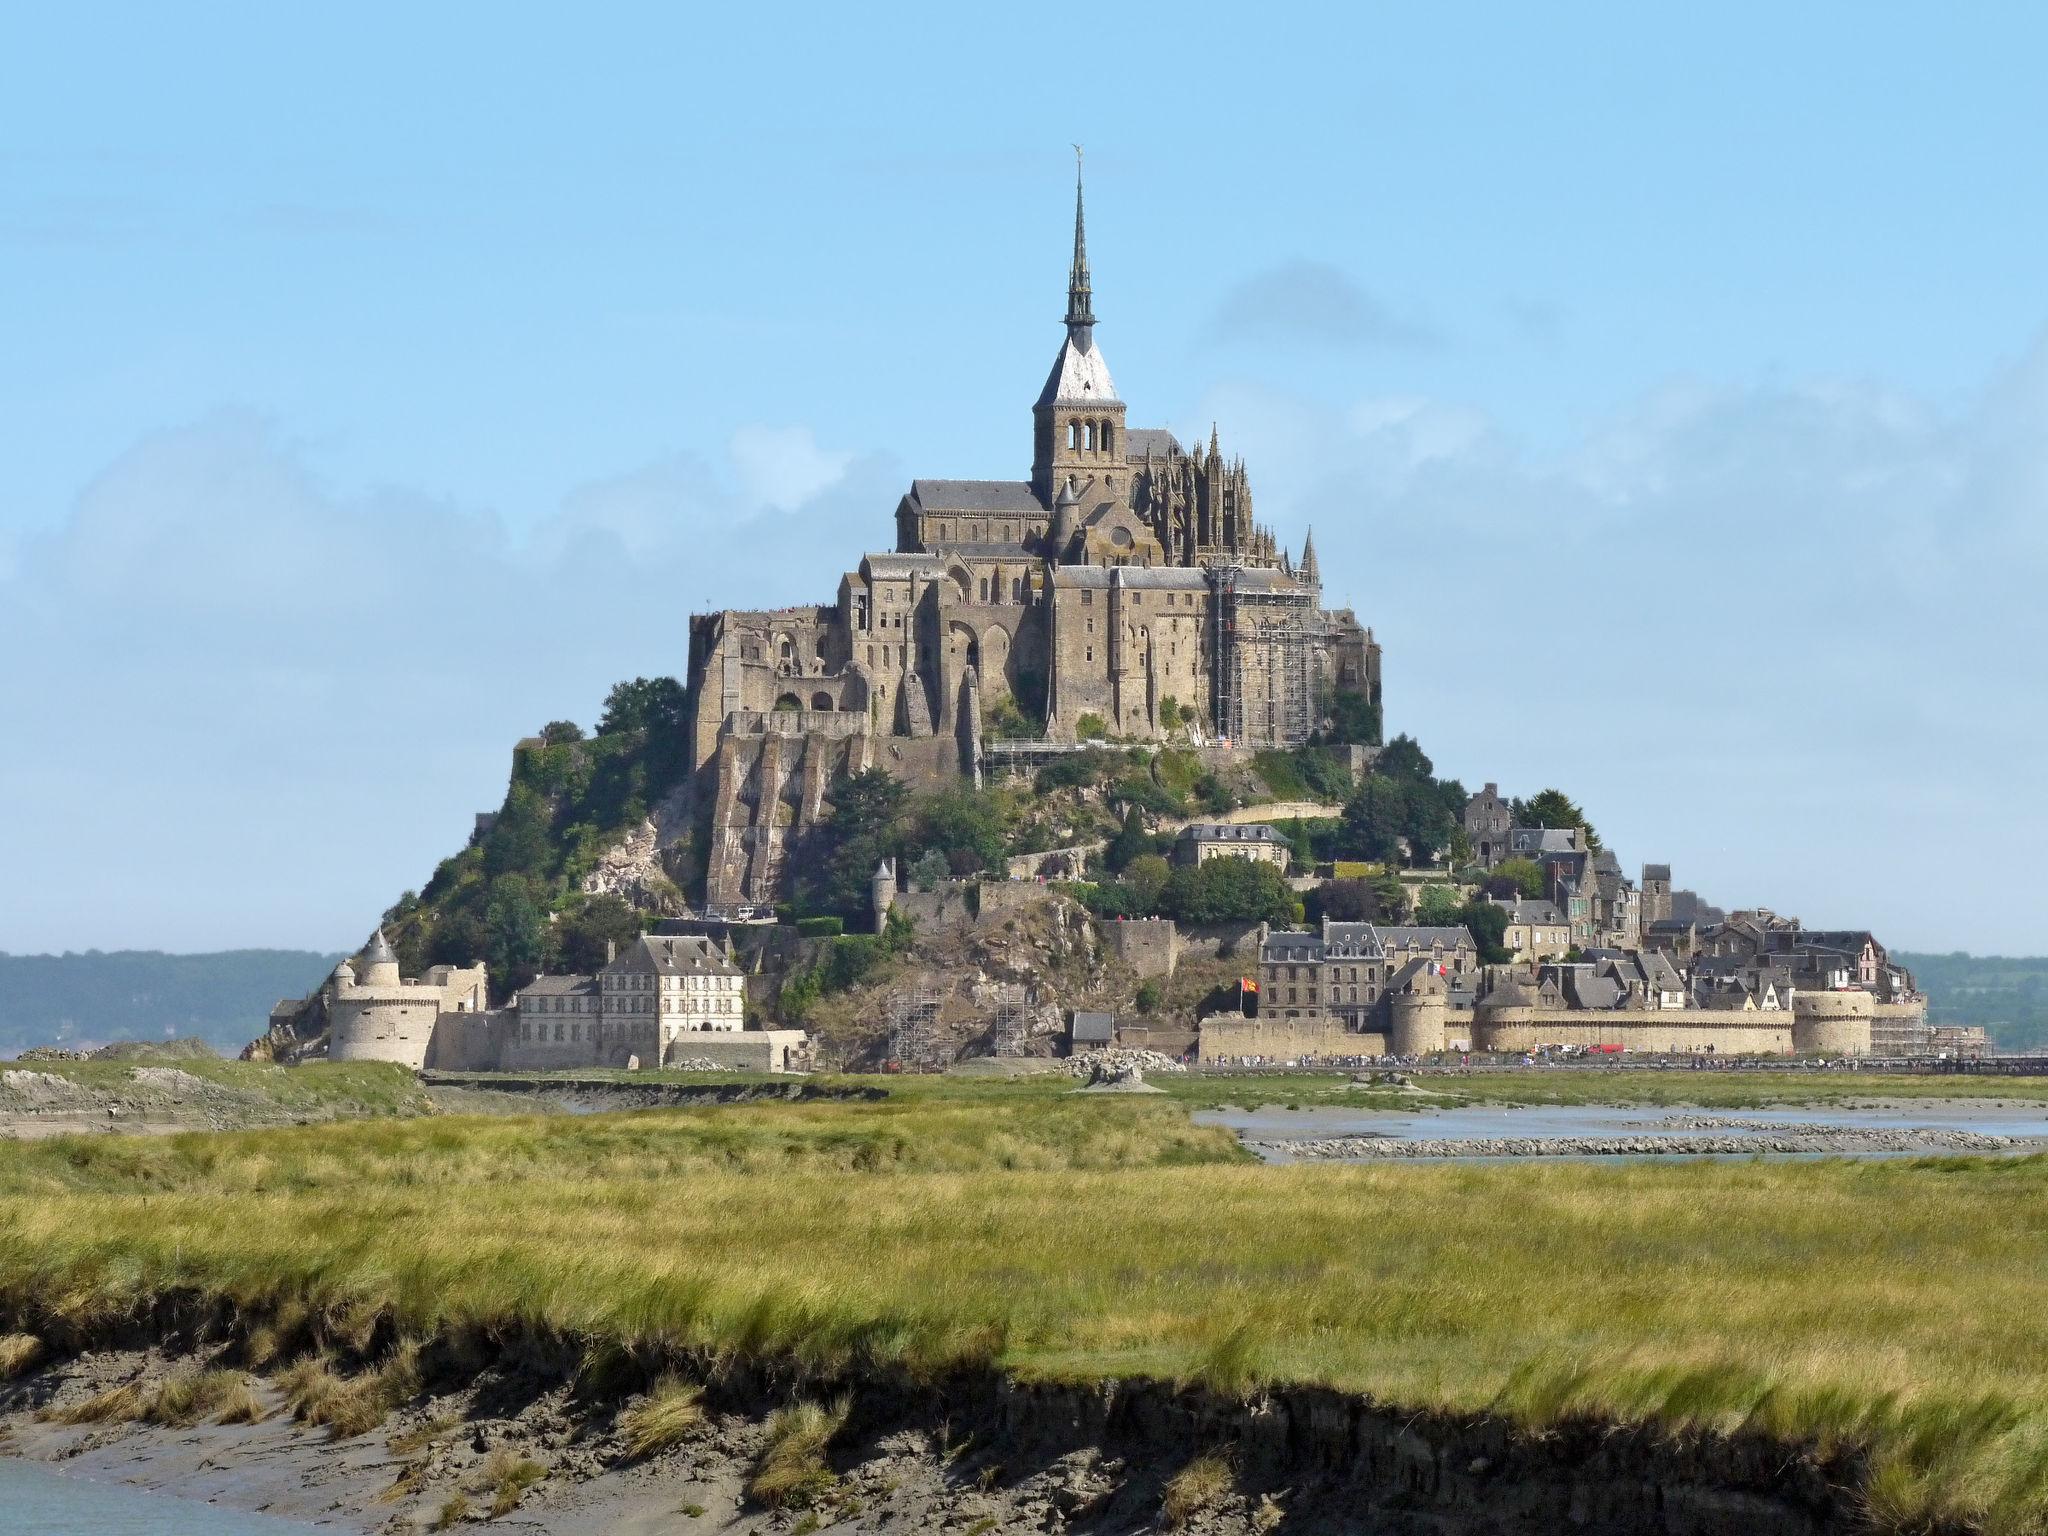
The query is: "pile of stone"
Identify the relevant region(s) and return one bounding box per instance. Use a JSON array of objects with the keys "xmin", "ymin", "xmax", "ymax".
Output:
[
  {"xmin": 1058, "ymin": 1048, "xmax": 1187, "ymax": 1078},
  {"xmin": 666, "ymin": 1057, "xmax": 727, "ymax": 1073}
]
